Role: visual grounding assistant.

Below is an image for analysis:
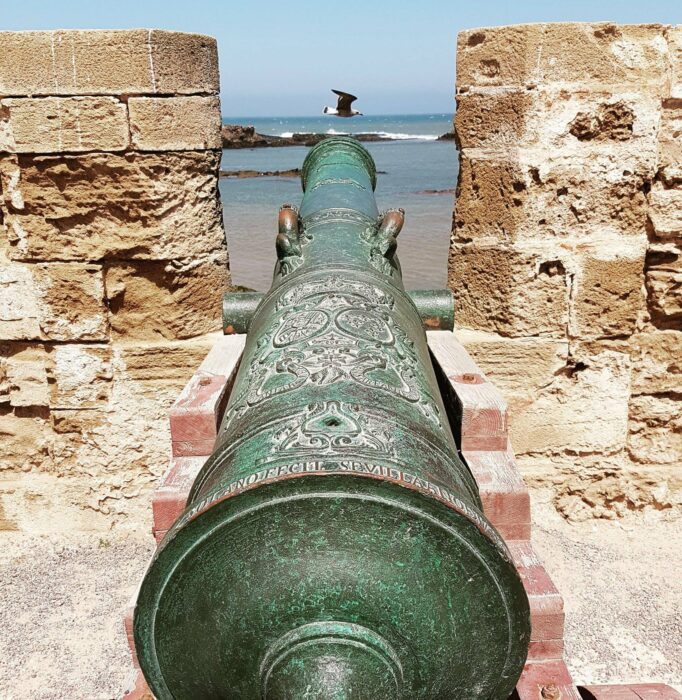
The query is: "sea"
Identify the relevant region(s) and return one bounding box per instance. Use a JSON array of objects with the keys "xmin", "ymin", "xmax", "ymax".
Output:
[{"xmin": 220, "ymin": 113, "xmax": 457, "ymax": 290}]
